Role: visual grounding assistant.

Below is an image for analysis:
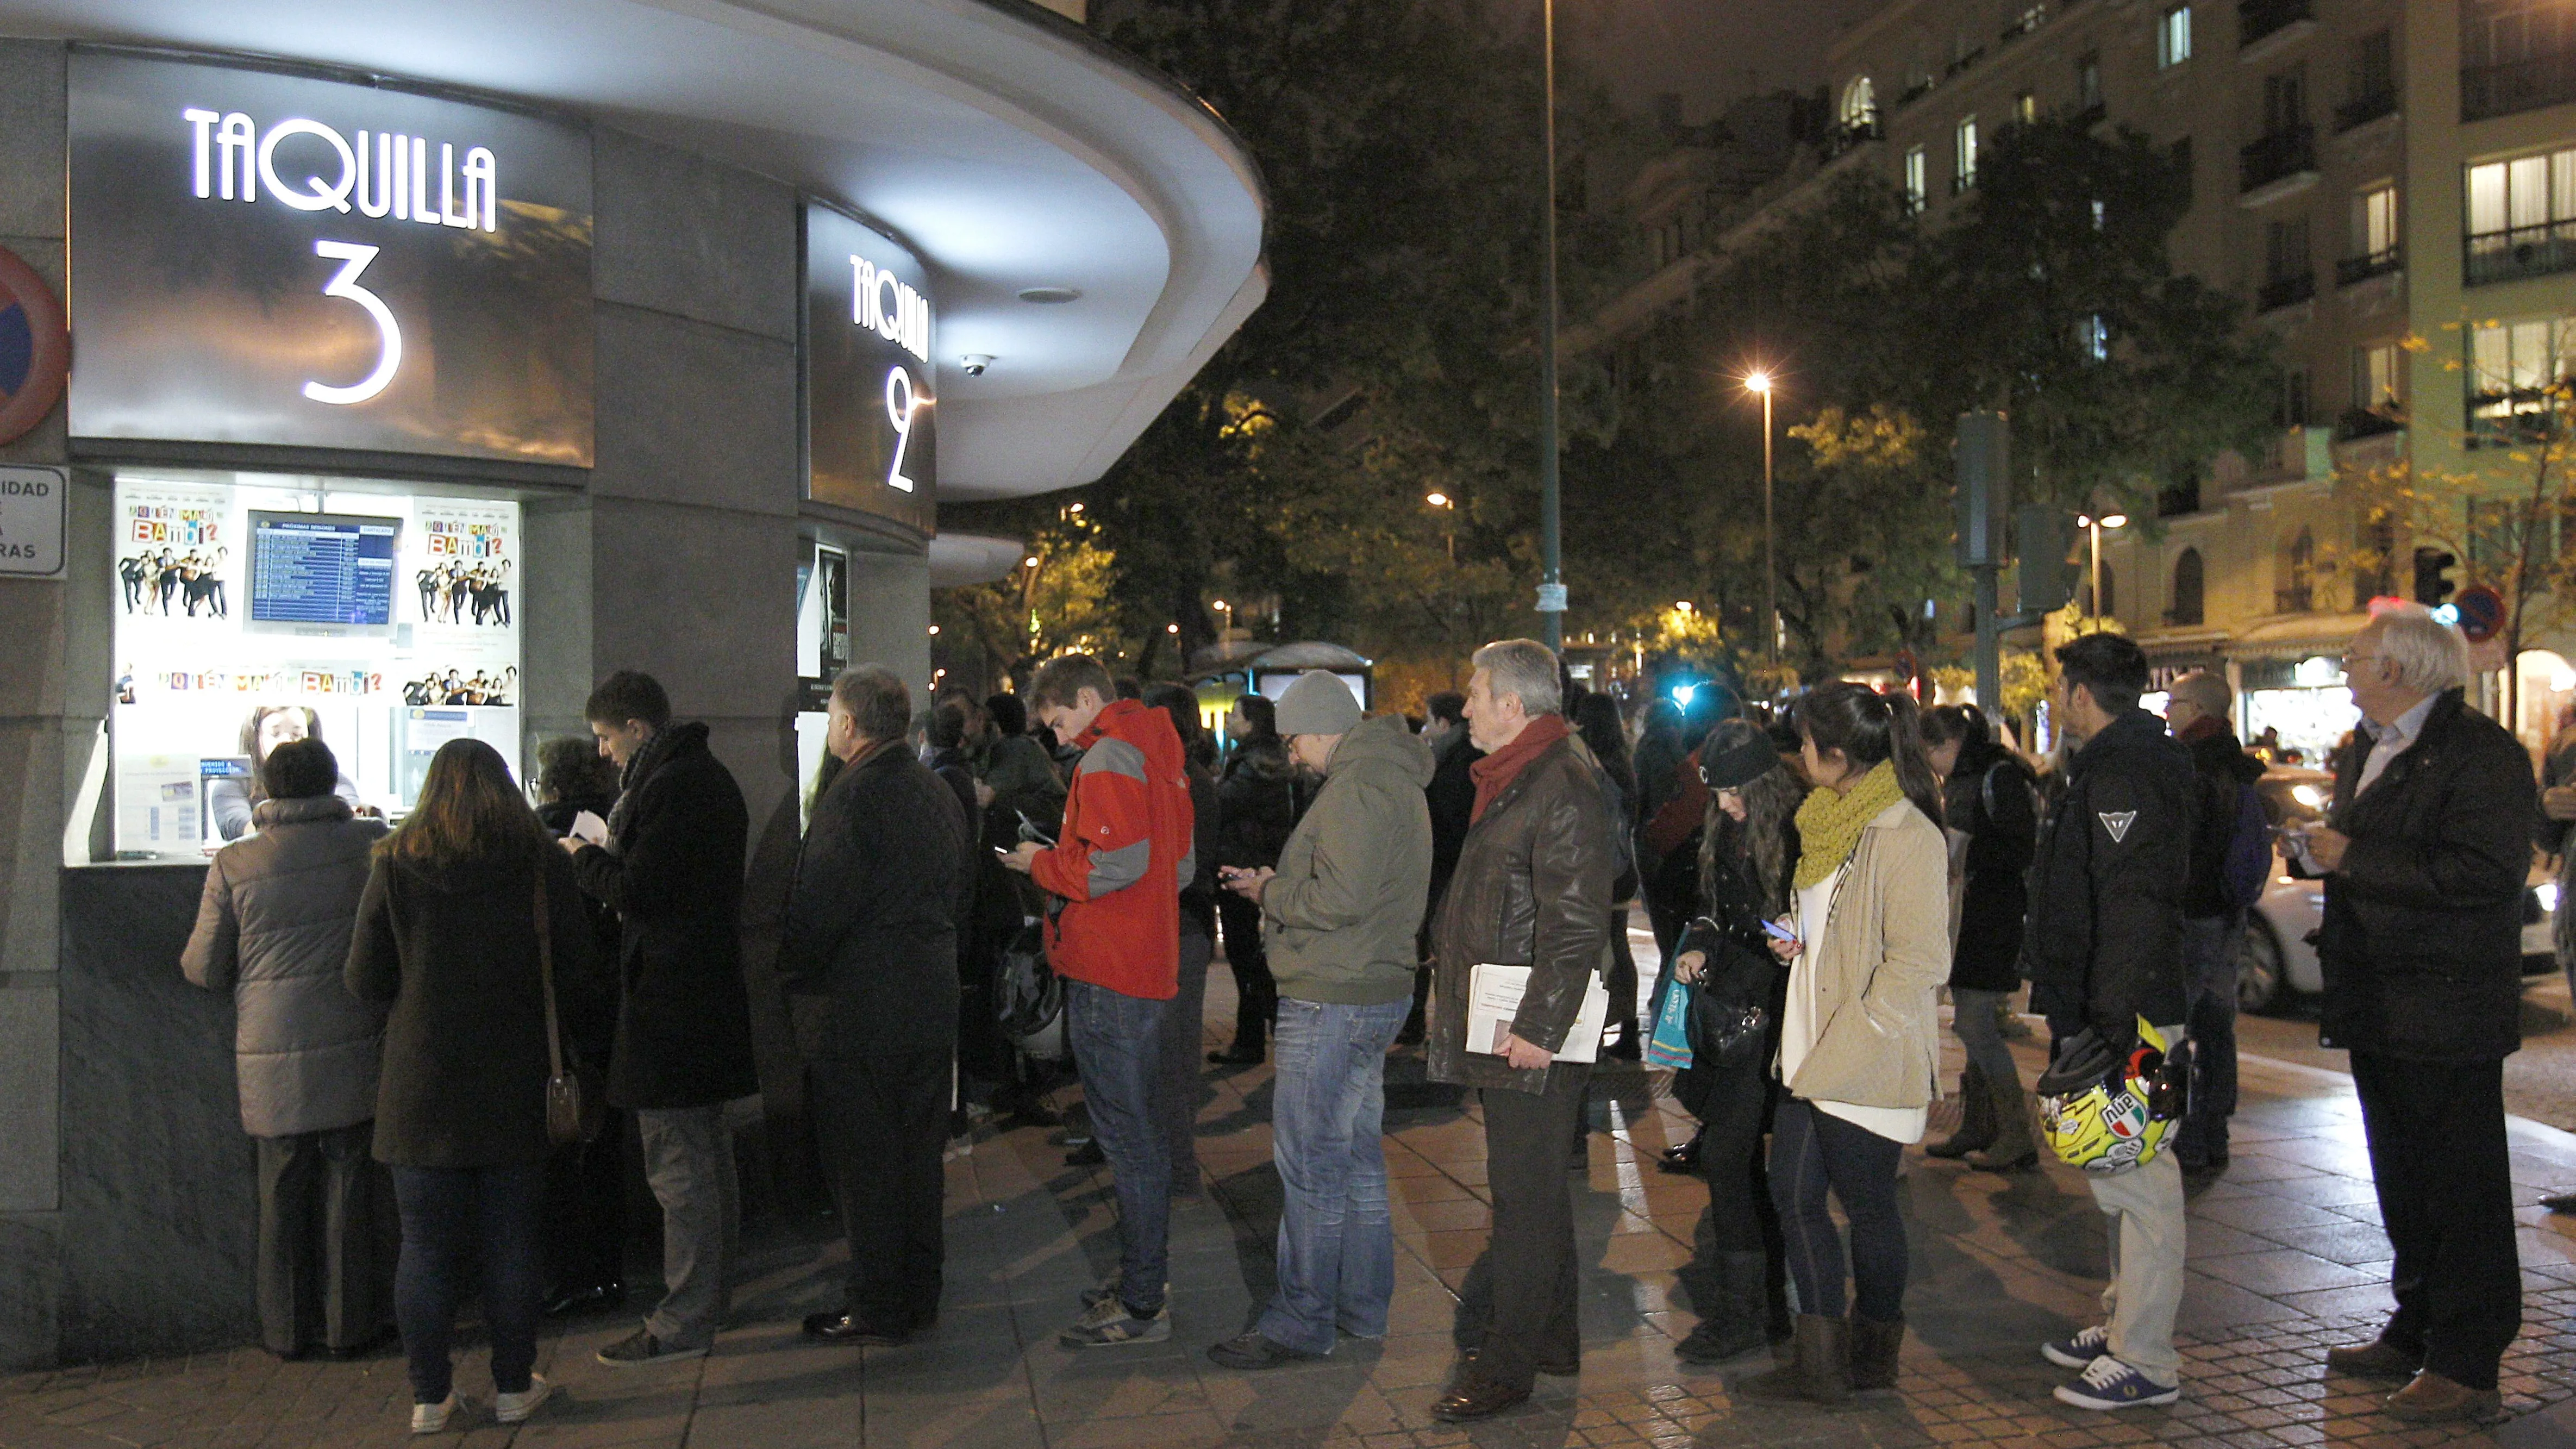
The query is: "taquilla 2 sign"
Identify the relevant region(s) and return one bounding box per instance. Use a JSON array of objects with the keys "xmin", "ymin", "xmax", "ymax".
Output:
[
  {"xmin": 67, "ymin": 52, "xmax": 596, "ymax": 467},
  {"xmin": 805, "ymin": 203, "xmax": 936, "ymax": 532}
]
